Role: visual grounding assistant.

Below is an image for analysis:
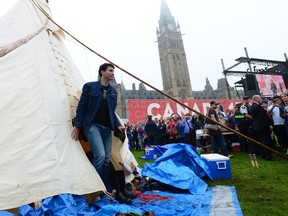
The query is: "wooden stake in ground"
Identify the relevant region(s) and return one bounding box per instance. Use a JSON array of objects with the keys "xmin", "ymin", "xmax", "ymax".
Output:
[
  {"xmin": 249, "ymin": 154, "xmax": 255, "ymax": 167},
  {"xmin": 249, "ymin": 154, "xmax": 259, "ymax": 168},
  {"xmin": 253, "ymin": 154, "xmax": 259, "ymax": 168}
]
